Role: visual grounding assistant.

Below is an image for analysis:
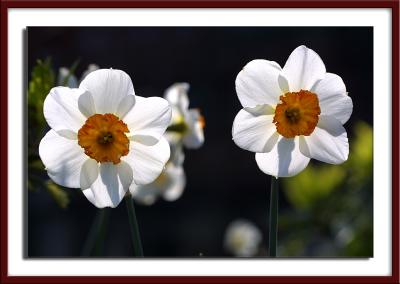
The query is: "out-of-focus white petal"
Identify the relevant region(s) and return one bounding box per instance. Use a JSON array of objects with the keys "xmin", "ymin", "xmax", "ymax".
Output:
[
  {"xmin": 80, "ymin": 159, "xmax": 99, "ymax": 190},
  {"xmin": 123, "ymin": 137, "xmax": 170, "ymax": 185},
  {"xmin": 282, "ymin": 45, "xmax": 326, "ymax": 92},
  {"xmin": 235, "ymin": 59, "xmax": 284, "ymax": 108},
  {"xmin": 169, "ymin": 143, "xmax": 185, "ymax": 166},
  {"xmin": 124, "ymin": 96, "xmax": 171, "ymax": 141},
  {"xmin": 311, "ymin": 73, "xmax": 353, "ymax": 124},
  {"xmin": 82, "ymin": 162, "xmax": 129, "ymax": 208},
  {"xmin": 79, "ymin": 69, "xmax": 135, "ymax": 115},
  {"xmin": 182, "ymin": 109, "xmax": 204, "ymax": 149},
  {"xmin": 78, "ymin": 91, "xmax": 96, "ymax": 118},
  {"xmin": 232, "ymin": 107, "xmax": 278, "ymax": 153},
  {"xmin": 39, "ymin": 130, "xmax": 87, "ymax": 188},
  {"xmin": 43, "ymin": 87, "xmax": 86, "ymax": 133},
  {"xmin": 255, "ymin": 136, "xmax": 310, "ymax": 177},
  {"xmin": 58, "ymin": 67, "xmax": 78, "ymax": 88},
  {"xmin": 164, "ymin": 83, "xmax": 190, "ymax": 111},
  {"xmin": 130, "ymin": 184, "xmax": 159, "ymax": 206},
  {"xmin": 300, "ymin": 115, "xmax": 349, "ymax": 164},
  {"xmin": 224, "ymin": 219, "xmax": 262, "ymax": 257},
  {"xmin": 80, "ymin": 64, "xmax": 100, "ymax": 82},
  {"xmin": 162, "ymin": 164, "xmax": 186, "ymax": 201}
]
